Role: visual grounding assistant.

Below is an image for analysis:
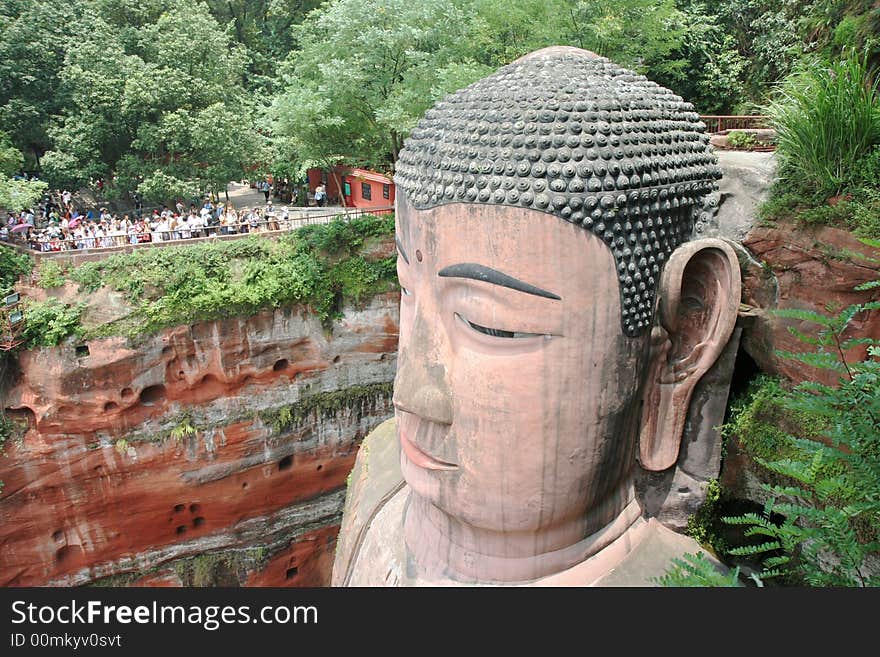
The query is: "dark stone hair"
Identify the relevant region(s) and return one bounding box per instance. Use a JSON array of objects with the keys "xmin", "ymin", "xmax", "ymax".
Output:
[{"xmin": 394, "ymin": 47, "xmax": 721, "ymax": 337}]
